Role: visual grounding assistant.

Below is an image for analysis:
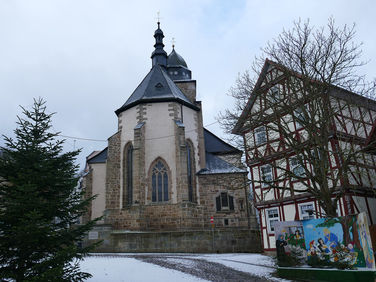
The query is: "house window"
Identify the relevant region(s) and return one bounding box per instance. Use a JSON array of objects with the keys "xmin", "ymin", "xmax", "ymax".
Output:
[
  {"xmin": 255, "ymin": 126, "xmax": 266, "ymax": 145},
  {"xmin": 294, "ymin": 105, "xmax": 309, "ymax": 129},
  {"xmin": 261, "ymin": 164, "xmax": 273, "ymax": 187},
  {"xmin": 216, "ymin": 192, "xmax": 234, "ymax": 212},
  {"xmin": 269, "ymin": 85, "xmax": 281, "ymax": 103},
  {"xmin": 186, "ymin": 141, "xmax": 195, "ymax": 202},
  {"xmin": 290, "ymin": 156, "xmax": 305, "ymax": 178},
  {"xmin": 152, "ymin": 160, "xmax": 169, "ymax": 202},
  {"xmin": 266, "ymin": 208, "xmax": 280, "ymax": 232},
  {"xmin": 299, "ymin": 203, "xmax": 315, "ymax": 220},
  {"xmin": 123, "ymin": 143, "xmax": 133, "ymax": 206}
]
